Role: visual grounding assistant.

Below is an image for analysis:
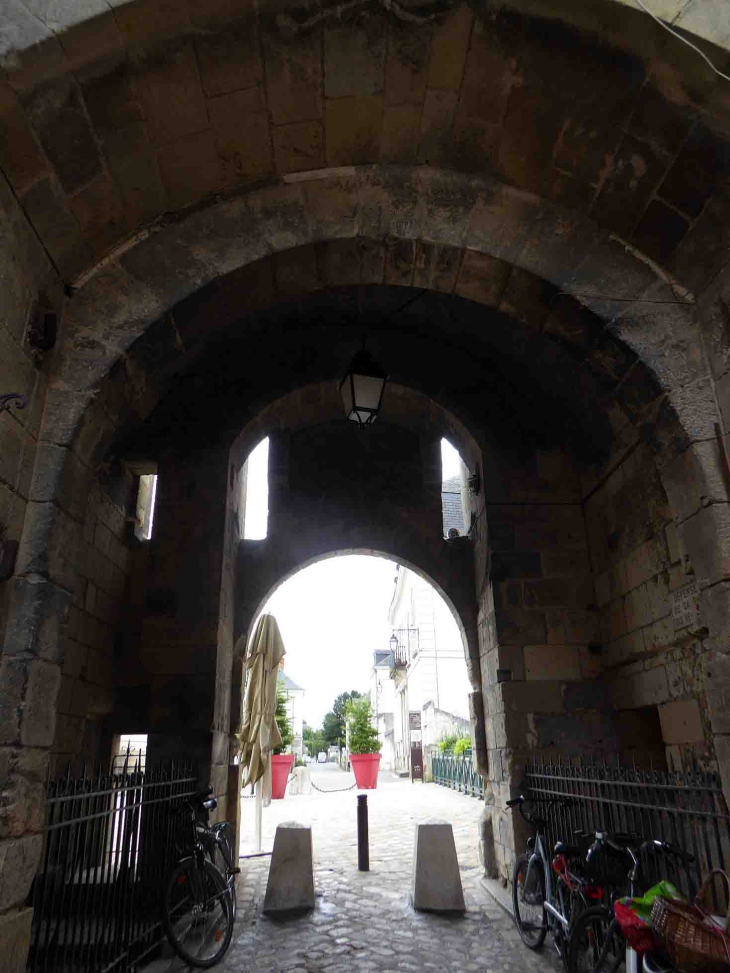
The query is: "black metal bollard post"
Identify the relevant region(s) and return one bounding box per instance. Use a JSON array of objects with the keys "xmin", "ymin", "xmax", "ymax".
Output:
[{"xmin": 357, "ymin": 794, "xmax": 369, "ymax": 871}]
